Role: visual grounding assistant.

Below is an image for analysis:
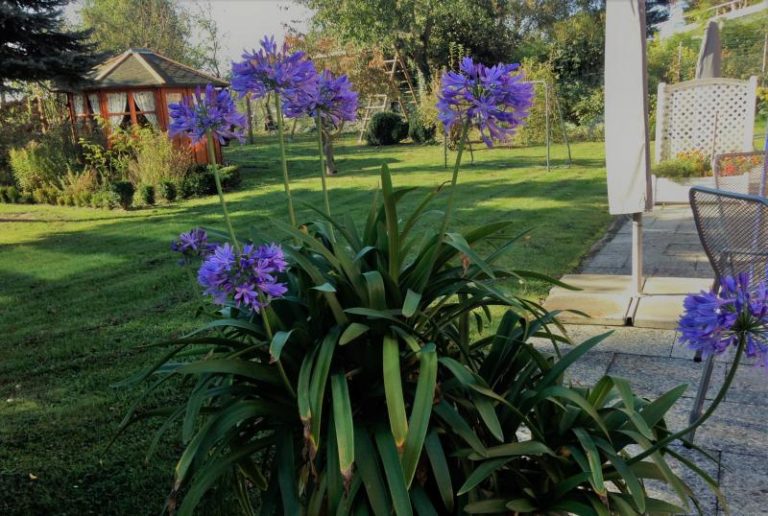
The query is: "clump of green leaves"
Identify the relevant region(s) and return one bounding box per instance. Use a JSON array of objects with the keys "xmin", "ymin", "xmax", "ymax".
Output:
[{"xmin": 118, "ymin": 165, "xmax": 719, "ymax": 515}]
